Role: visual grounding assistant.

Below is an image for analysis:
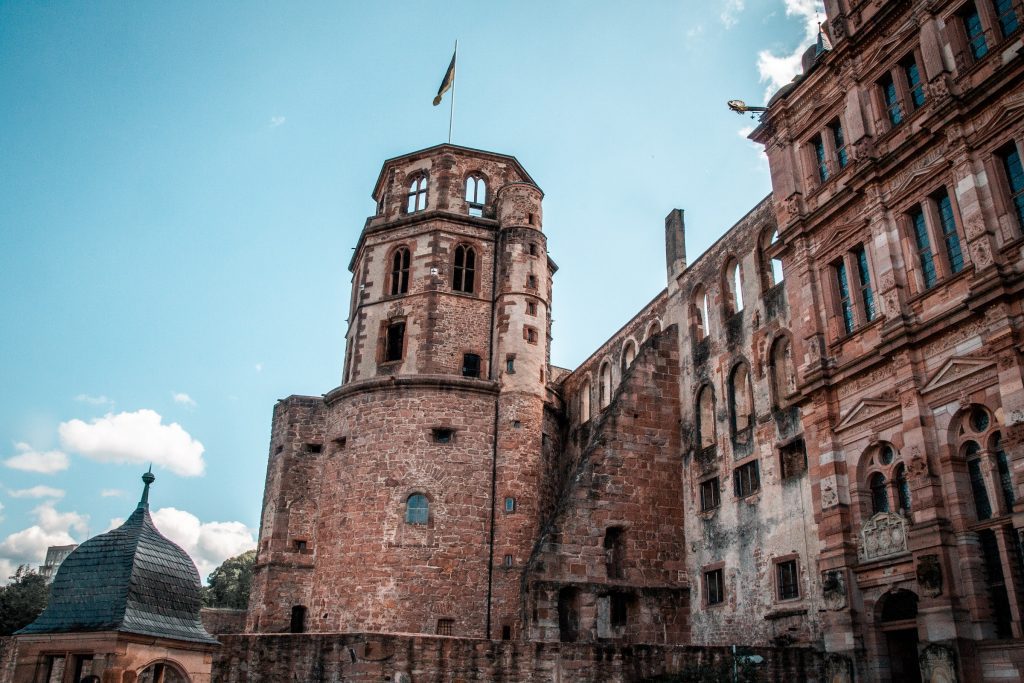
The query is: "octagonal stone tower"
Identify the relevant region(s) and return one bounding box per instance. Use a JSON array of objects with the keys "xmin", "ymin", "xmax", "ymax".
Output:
[{"xmin": 247, "ymin": 144, "xmax": 555, "ymax": 640}]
